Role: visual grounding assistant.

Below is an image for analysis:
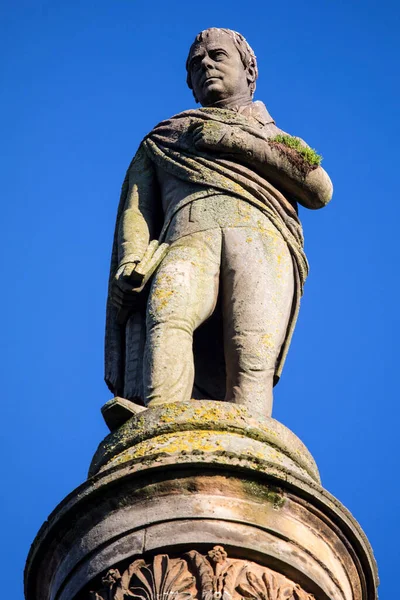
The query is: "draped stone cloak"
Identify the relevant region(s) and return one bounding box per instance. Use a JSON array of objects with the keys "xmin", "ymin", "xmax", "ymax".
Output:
[{"xmin": 105, "ymin": 105, "xmax": 309, "ymax": 403}]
